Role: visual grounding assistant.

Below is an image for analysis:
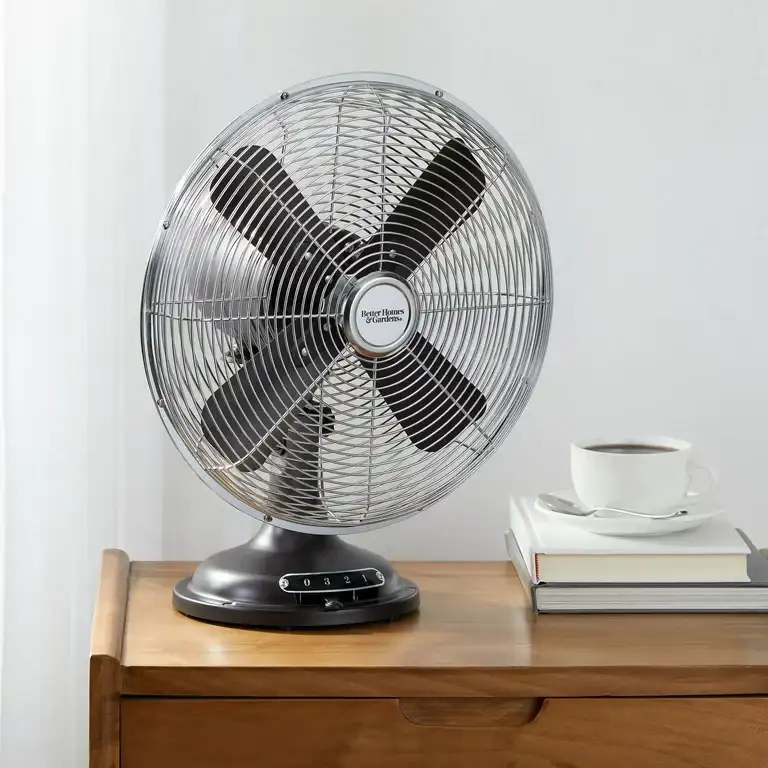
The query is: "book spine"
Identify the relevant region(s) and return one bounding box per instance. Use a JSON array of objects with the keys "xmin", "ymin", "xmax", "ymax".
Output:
[
  {"xmin": 509, "ymin": 499, "xmax": 541, "ymax": 584},
  {"xmin": 505, "ymin": 530, "xmax": 539, "ymax": 613}
]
